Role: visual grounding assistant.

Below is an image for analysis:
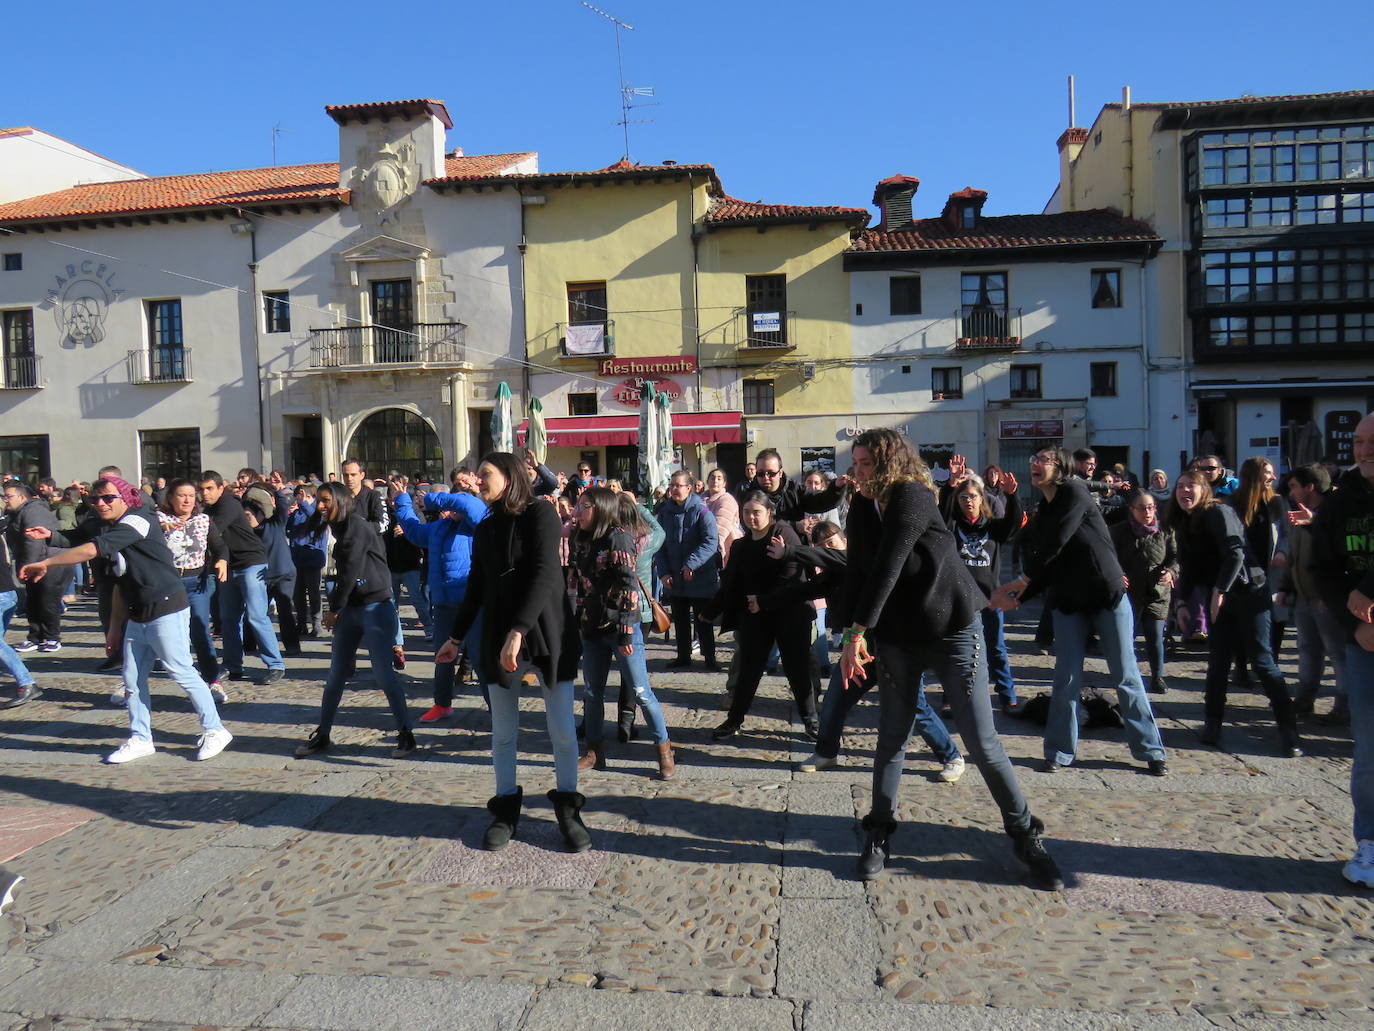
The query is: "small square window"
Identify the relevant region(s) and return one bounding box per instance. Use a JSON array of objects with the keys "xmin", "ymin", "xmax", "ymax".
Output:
[
  {"xmin": 1091, "ymin": 269, "xmax": 1122, "ymax": 308},
  {"xmin": 1090, "ymin": 362, "xmax": 1118, "ymax": 397},
  {"xmin": 743, "ymin": 379, "xmax": 775, "ymax": 415},
  {"xmin": 567, "ymin": 391, "xmax": 597, "ymax": 416},
  {"xmin": 263, "ymin": 291, "xmax": 291, "ymax": 333},
  {"xmin": 1010, "ymin": 364, "xmax": 1042, "ymax": 400},
  {"xmin": 2, "ymin": 254, "xmax": 20, "ymax": 271},
  {"xmin": 889, "ymin": 276, "xmax": 921, "ymax": 316},
  {"xmin": 931, "ymin": 367, "xmax": 962, "ymax": 400}
]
